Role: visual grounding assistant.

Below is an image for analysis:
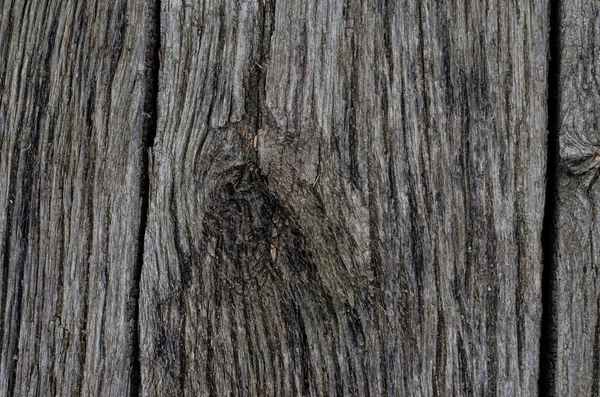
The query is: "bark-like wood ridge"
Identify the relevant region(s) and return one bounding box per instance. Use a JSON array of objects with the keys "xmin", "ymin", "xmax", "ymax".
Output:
[
  {"xmin": 1, "ymin": 0, "xmax": 554, "ymax": 396},
  {"xmin": 141, "ymin": 0, "xmax": 548, "ymax": 395},
  {"xmin": 553, "ymin": 0, "xmax": 600, "ymax": 395},
  {"xmin": 0, "ymin": 1, "xmax": 157, "ymax": 395}
]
